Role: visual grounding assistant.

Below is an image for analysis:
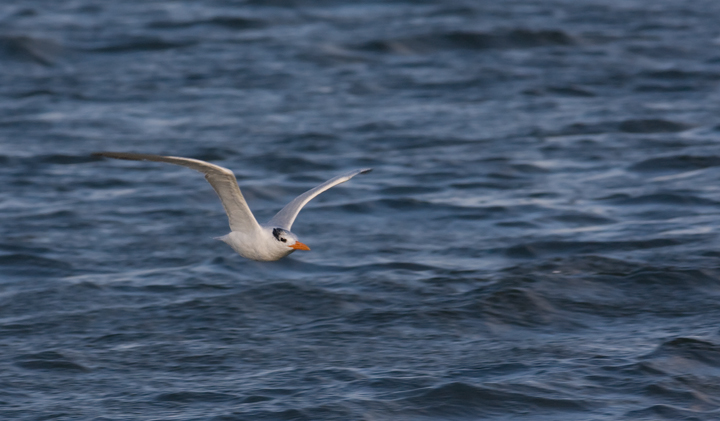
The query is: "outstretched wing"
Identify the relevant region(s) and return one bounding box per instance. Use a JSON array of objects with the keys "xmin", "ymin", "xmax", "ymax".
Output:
[
  {"xmin": 93, "ymin": 152, "xmax": 261, "ymax": 233},
  {"xmin": 267, "ymin": 168, "xmax": 372, "ymax": 230}
]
